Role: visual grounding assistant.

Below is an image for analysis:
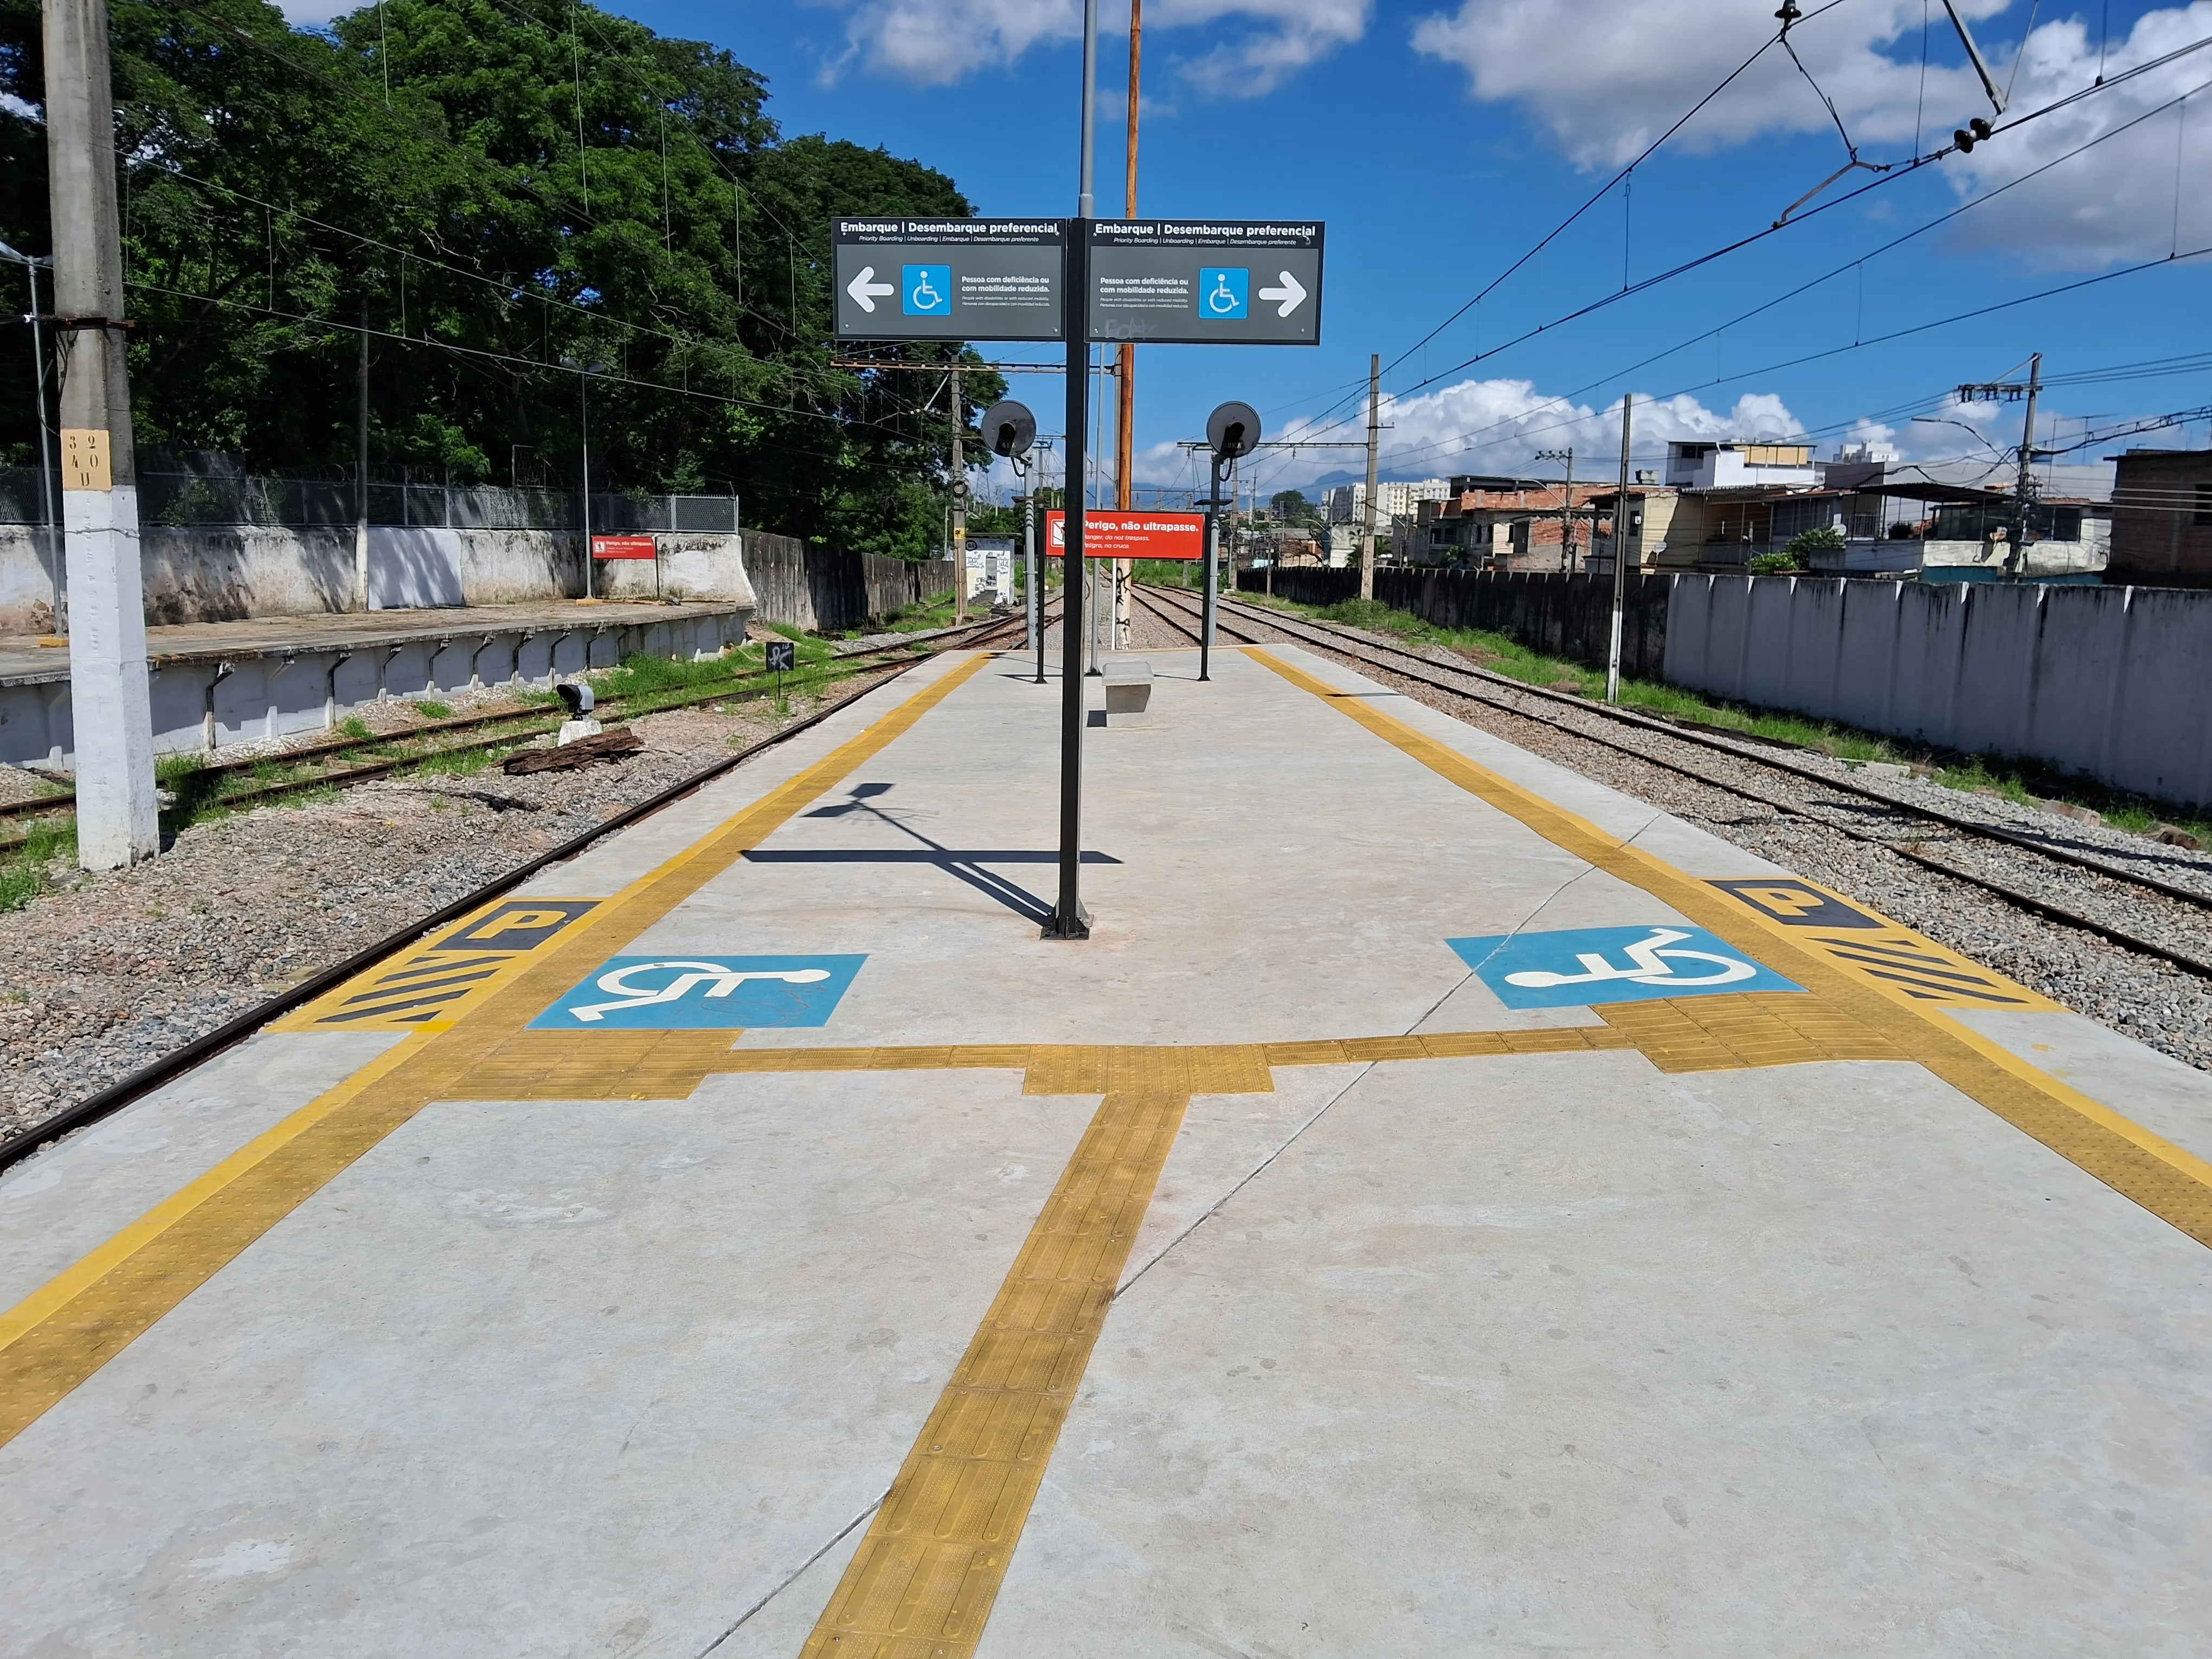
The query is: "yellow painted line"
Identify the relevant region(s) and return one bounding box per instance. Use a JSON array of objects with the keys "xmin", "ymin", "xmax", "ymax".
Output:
[
  {"xmin": 1246, "ymin": 645, "xmax": 2212, "ymax": 1248},
  {"xmin": 0, "ymin": 1035, "xmax": 428, "ymax": 1361},
  {"xmin": 800, "ymin": 1088, "xmax": 1192, "ymax": 1659},
  {"xmin": 0, "ymin": 654, "xmax": 996, "ymax": 1450}
]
